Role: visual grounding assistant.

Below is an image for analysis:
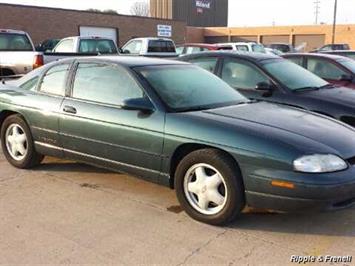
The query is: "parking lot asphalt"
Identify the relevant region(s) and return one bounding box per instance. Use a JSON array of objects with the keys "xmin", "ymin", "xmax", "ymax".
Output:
[{"xmin": 0, "ymin": 150, "xmax": 354, "ymax": 265}]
